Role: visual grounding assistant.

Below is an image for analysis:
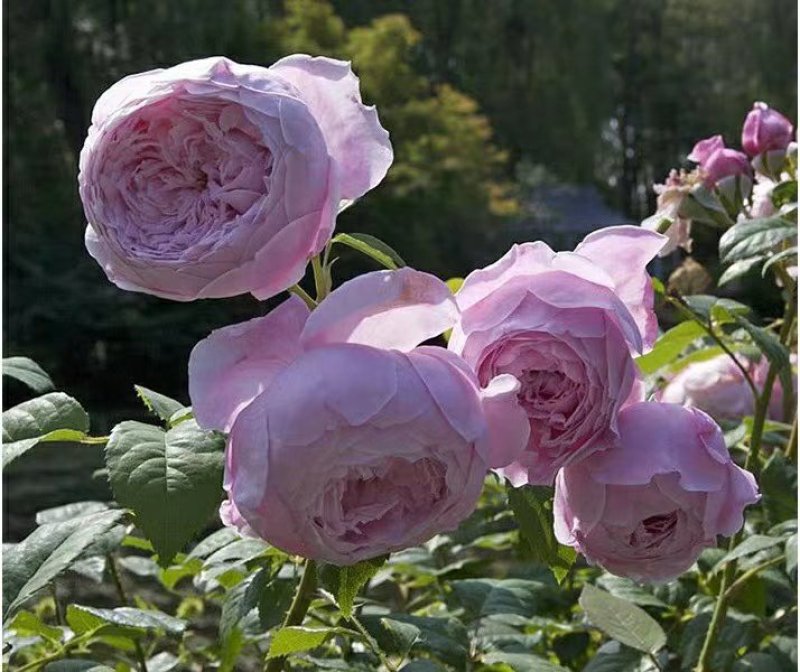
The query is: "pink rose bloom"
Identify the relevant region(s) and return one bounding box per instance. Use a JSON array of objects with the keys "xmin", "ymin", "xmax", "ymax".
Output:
[
  {"xmin": 742, "ymin": 102, "xmax": 794, "ymax": 156},
  {"xmin": 79, "ymin": 56, "xmax": 392, "ymax": 301},
  {"xmin": 688, "ymin": 135, "xmax": 751, "ymax": 190},
  {"xmin": 189, "ymin": 269, "xmax": 528, "ymax": 564},
  {"xmin": 554, "ymin": 402, "xmax": 759, "ymax": 582},
  {"xmin": 659, "ymin": 354, "xmax": 795, "ymax": 422},
  {"xmin": 448, "ymin": 226, "xmax": 667, "ymax": 486}
]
